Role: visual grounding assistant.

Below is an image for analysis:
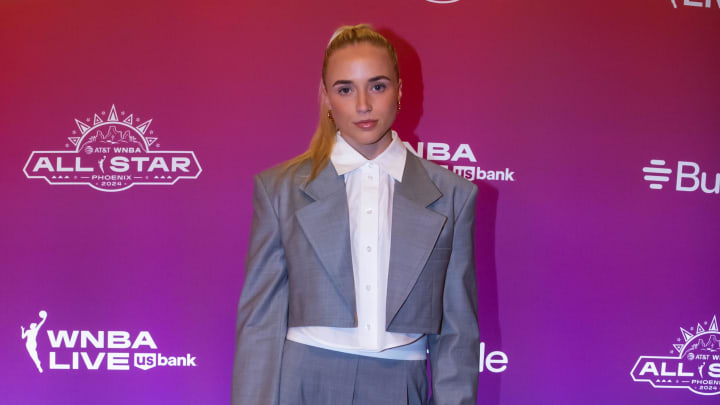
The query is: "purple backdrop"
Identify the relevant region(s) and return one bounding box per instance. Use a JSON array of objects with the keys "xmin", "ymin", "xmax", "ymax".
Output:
[{"xmin": 1, "ymin": 0, "xmax": 719, "ymax": 403}]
